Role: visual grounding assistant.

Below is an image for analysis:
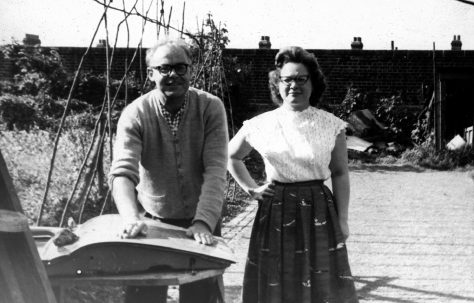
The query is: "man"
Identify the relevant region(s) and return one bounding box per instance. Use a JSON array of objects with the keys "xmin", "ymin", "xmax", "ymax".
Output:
[{"xmin": 109, "ymin": 38, "xmax": 228, "ymax": 303}]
